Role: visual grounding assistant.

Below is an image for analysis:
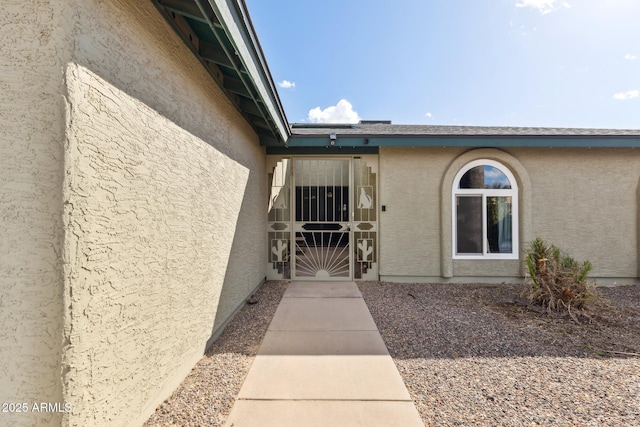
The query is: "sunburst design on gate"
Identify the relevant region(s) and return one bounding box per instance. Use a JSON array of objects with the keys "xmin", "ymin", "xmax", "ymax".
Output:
[{"xmin": 294, "ymin": 232, "xmax": 350, "ymax": 278}]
